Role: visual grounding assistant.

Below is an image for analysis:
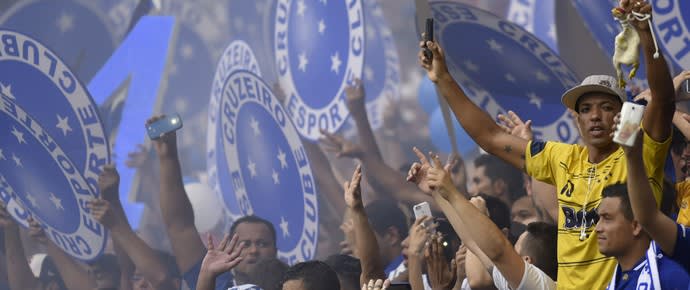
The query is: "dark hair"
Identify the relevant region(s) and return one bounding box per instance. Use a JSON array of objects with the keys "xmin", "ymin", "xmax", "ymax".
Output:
[
  {"xmin": 325, "ymin": 255, "xmax": 361, "ymax": 290},
  {"xmin": 671, "ymin": 126, "xmax": 686, "ymax": 156},
  {"xmin": 37, "ymin": 256, "xmax": 67, "ymax": 290},
  {"xmin": 247, "ymin": 258, "xmax": 289, "ymax": 290},
  {"xmin": 87, "ymin": 254, "xmax": 121, "ymax": 288},
  {"xmin": 281, "ymin": 261, "xmax": 340, "ymax": 290},
  {"xmin": 365, "ymin": 199, "xmax": 409, "ymax": 240},
  {"xmin": 474, "ymin": 155, "xmax": 526, "ymax": 202},
  {"xmin": 479, "ymin": 194, "xmax": 512, "ymax": 231},
  {"xmin": 520, "ymin": 222, "xmax": 558, "ymax": 281},
  {"xmin": 601, "ymin": 183, "xmax": 633, "ymax": 221},
  {"xmin": 574, "ymin": 92, "xmax": 622, "ymax": 113},
  {"xmin": 229, "ymin": 215, "xmax": 277, "ymax": 248}
]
